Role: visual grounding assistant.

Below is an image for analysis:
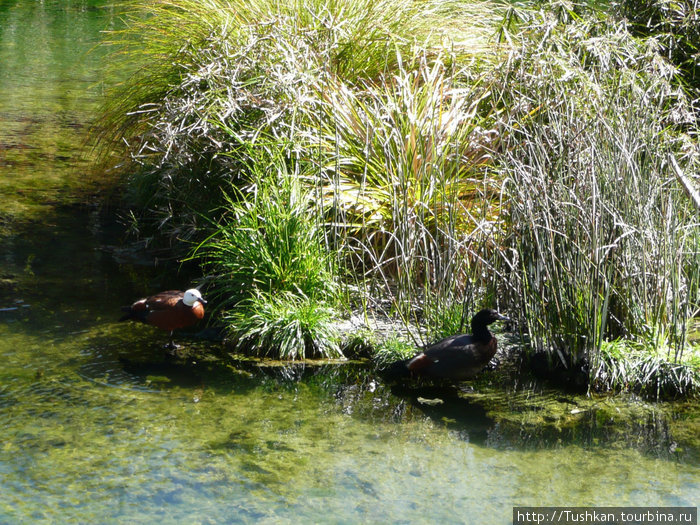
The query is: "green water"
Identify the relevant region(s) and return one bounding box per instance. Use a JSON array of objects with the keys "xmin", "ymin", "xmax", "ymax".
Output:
[{"xmin": 0, "ymin": 1, "xmax": 698, "ymax": 524}]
